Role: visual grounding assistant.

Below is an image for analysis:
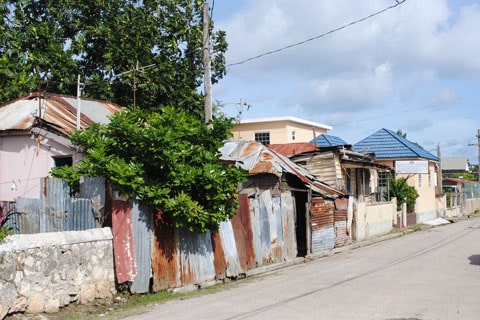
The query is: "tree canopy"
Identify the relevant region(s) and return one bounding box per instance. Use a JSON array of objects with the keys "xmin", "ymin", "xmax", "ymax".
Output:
[
  {"xmin": 52, "ymin": 107, "xmax": 248, "ymax": 233},
  {"xmin": 0, "ymin": 0, "xmax": 227, "ymax": 117}
]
